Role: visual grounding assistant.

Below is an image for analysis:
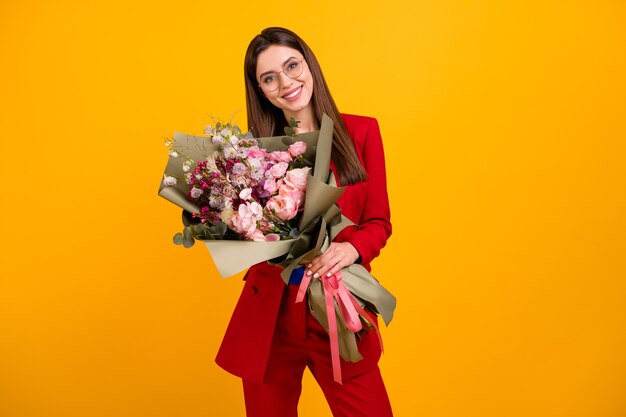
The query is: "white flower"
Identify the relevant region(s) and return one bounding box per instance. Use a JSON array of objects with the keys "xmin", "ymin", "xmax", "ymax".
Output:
[
  {"xmin": 221, "ymin": 128, "xmax": 230, "ymax": 137},
  {"xmin": 229, "ymin": 135, "xmax": 239, "ymax": 145},
  {"xmin": 204, "ymin": 125, "xmax": 215, "ymax": 136},
  {"xmin": 168, "ymin": 150, "xmax": 179, "ymax": 158},
  {"xmin": 190, "ymin": 187, "xmax": 203, "ymax": 199},
  {"xmin": 212, "ymin": 135, "xmax": 224, "ymax": 145},
  {"xmin": 251, "ymin": 167, "xmax": 264, "ymax": 181},
  {"xmin": 185, "ymin": 172, "xmax": 193, "ymax": 184},
  {"xmin": 239, "ymin": 188, "xmax": 252, "ymax": 200},
  {"xmin": 237, "ymin": 147, "xmax": 249, "ymax": 158},
  {"xmin": 182, "ymin": 160, "xmax": 193, "ymax": 172},
  {"xmin": 248, "ymin": 157, "xmax": 262, "ymax": 168},
  {"xmin": 164, "ymin": 139, "xmax": 172, "ymax": 147},
  {"xmin": 163, "ymin": 175, "xmax": 177, "ymax": 186},
  {"xmin": 224, "ymin": 146, "xmax": 237, "ymax": 159}
]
